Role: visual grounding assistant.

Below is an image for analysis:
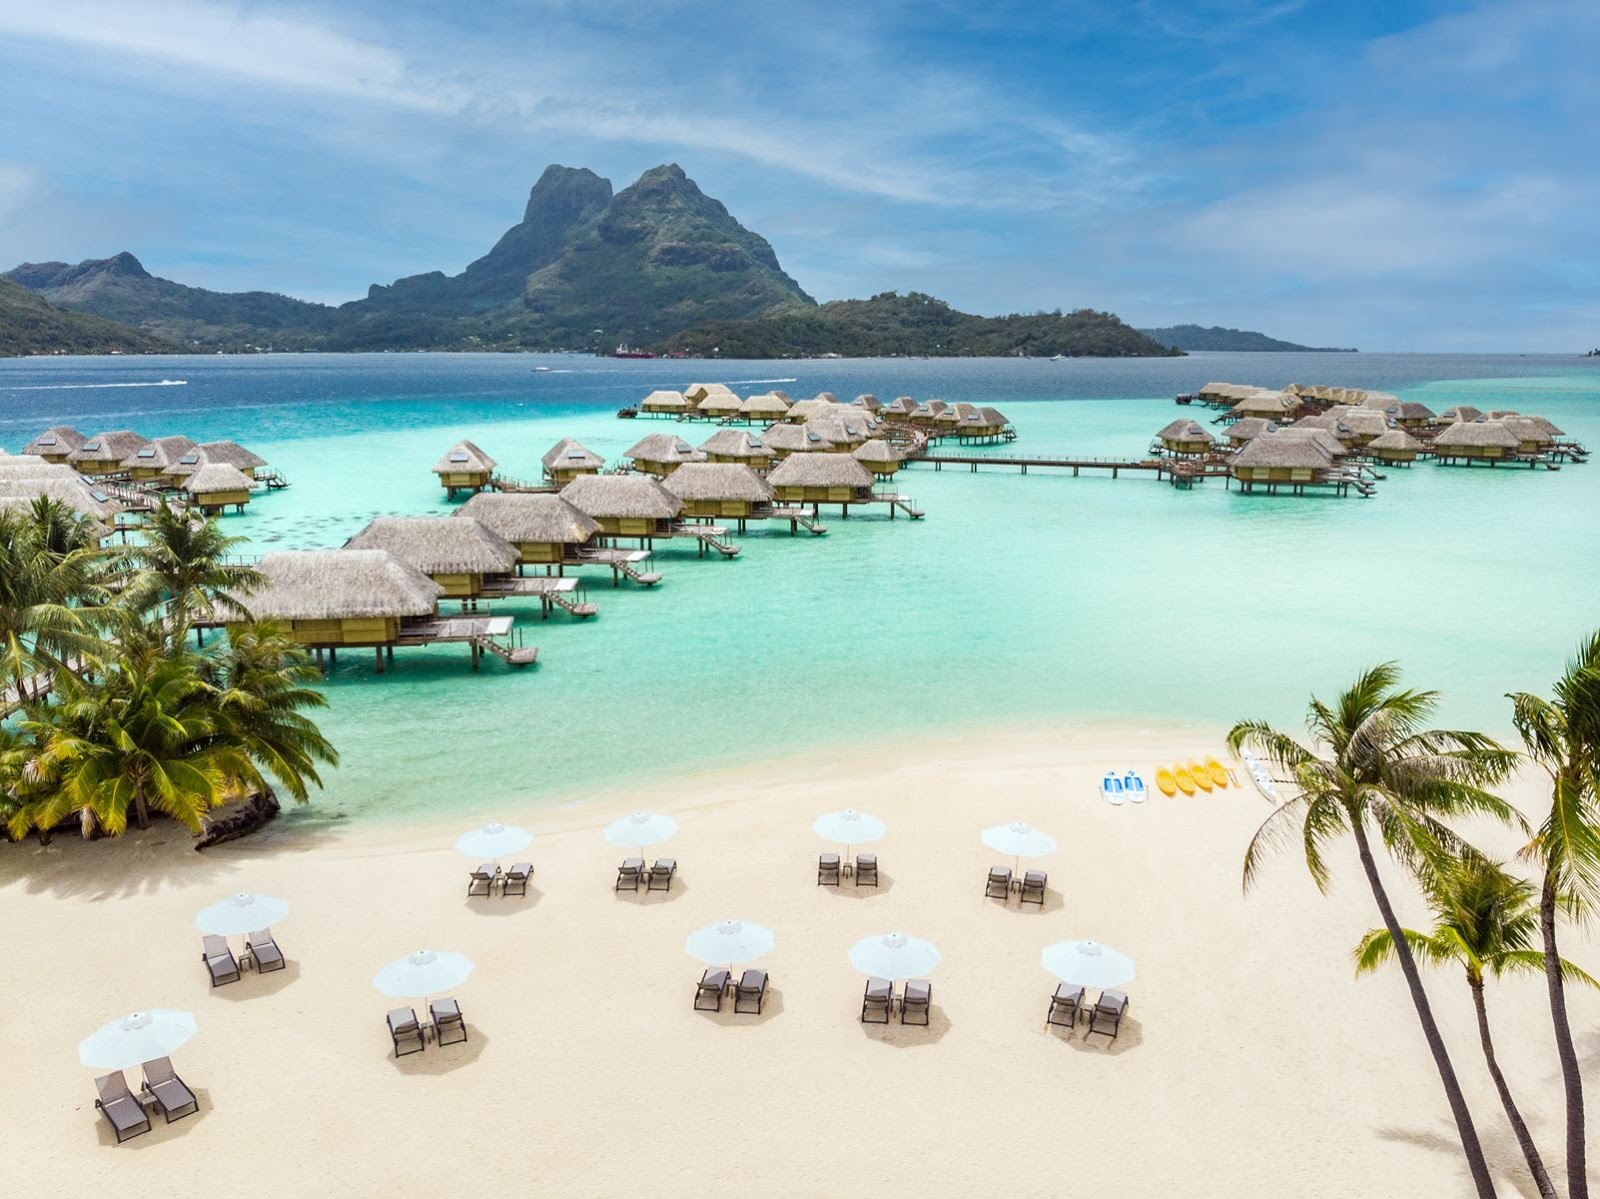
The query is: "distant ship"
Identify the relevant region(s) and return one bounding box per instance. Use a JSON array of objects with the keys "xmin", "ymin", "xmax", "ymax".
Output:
[{"xmin": 613, "ymin": 345, "xmax": 655, "ymax": 359}]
